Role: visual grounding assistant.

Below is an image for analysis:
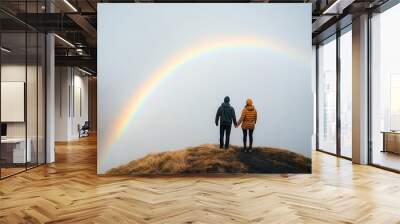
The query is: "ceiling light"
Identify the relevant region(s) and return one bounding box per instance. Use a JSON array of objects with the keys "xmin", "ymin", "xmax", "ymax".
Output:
[
  {"xmin": 54, "ymin": 34, "xmax": 75, "ymax": 48},
  {"xmin": 1, "ymin": 47, "xmax": 11, "ymax": 53},
  {"xmin": 323, "ymin": 0, "xmax": 345, "ymax": 15},
  {"xmin": 78, "ymin": 67, "xmax": 93, "ymax": 76},
  {"xmin": 63, "ymin": 0, "xmax": 78, "ymax": 12},
  {"xmin": 76, "ymin": 48, "xmax": 85, "ymax": 55}
]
